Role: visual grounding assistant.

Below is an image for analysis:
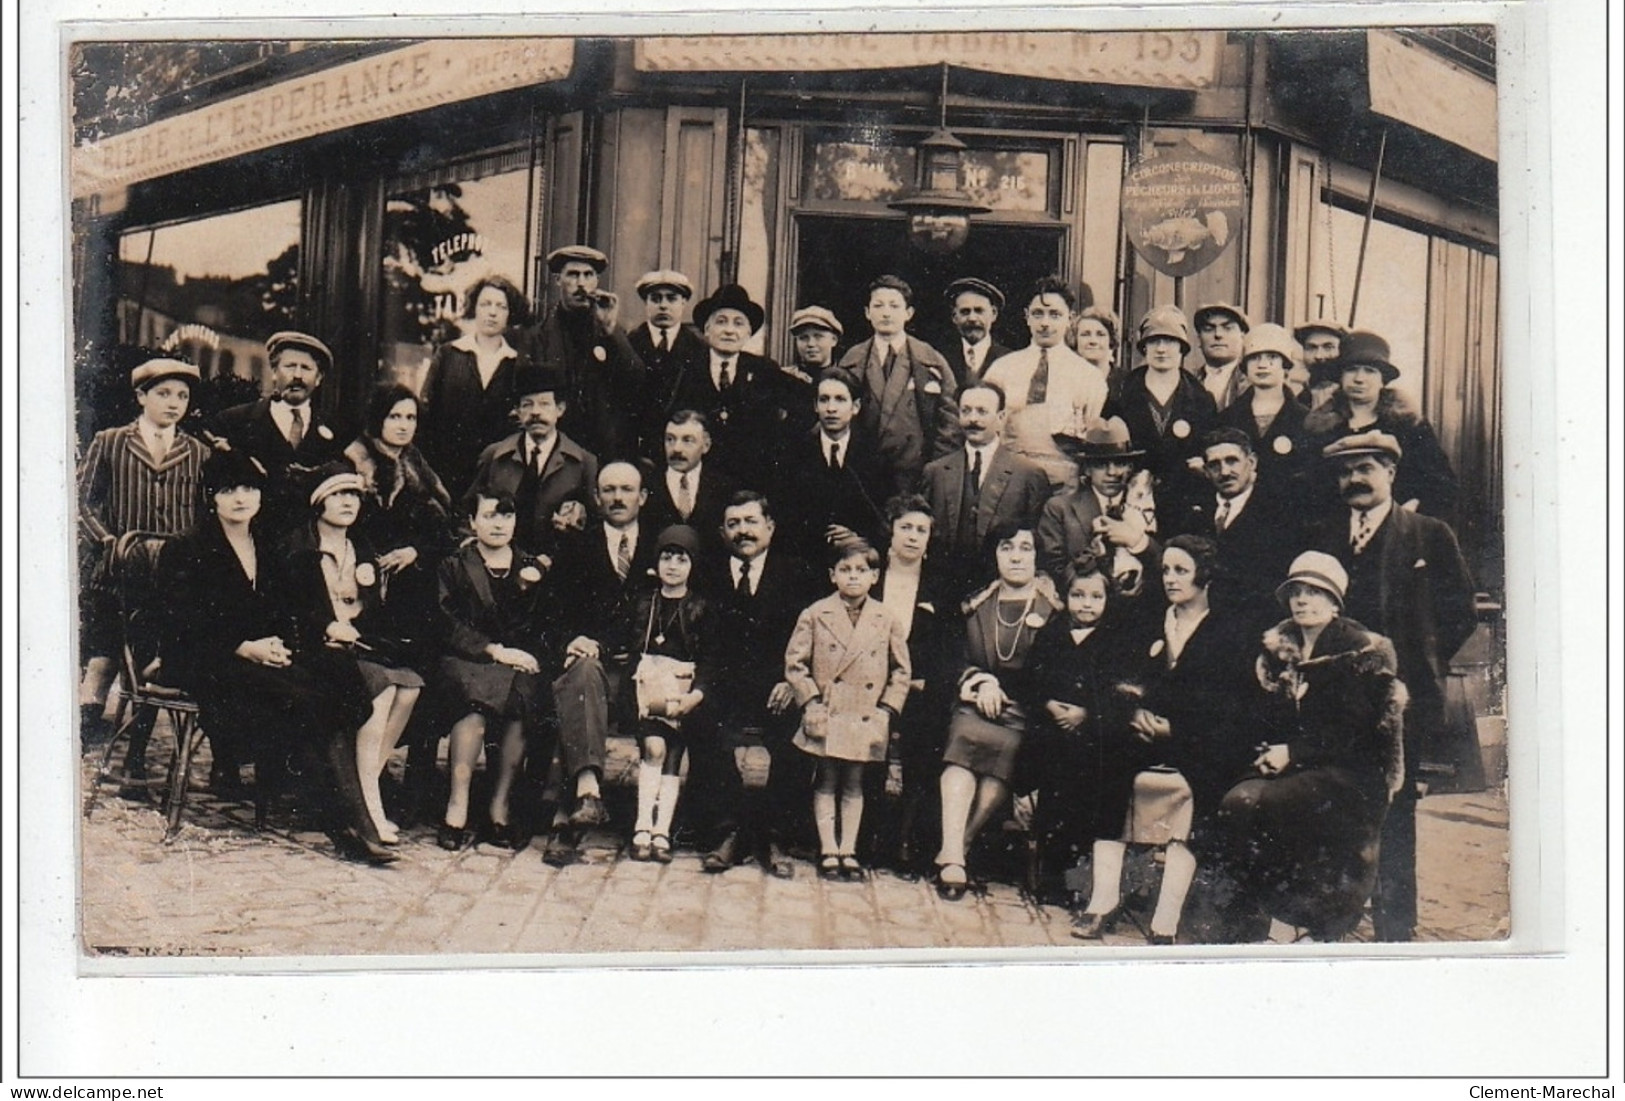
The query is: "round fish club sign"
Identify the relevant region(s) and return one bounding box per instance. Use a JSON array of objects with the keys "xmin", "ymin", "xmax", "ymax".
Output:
[{"xmin": 1122, "ymin": 139, "xmax": 1247, "ymax": 277}]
